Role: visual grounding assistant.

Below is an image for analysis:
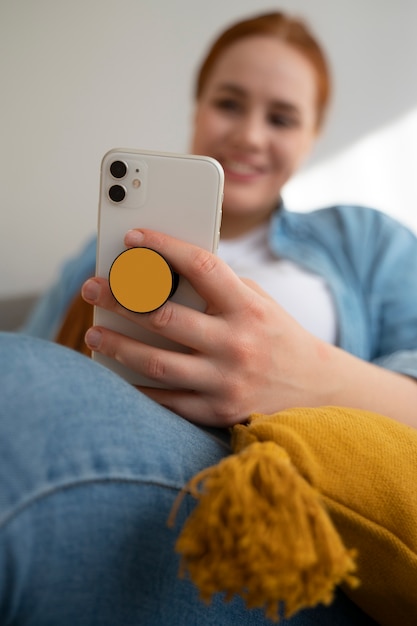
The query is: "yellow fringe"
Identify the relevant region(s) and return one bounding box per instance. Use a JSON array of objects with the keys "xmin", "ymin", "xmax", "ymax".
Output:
[{"xmin": 170, "ymin": 441, "xmax": 358, "ymax": 622}]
